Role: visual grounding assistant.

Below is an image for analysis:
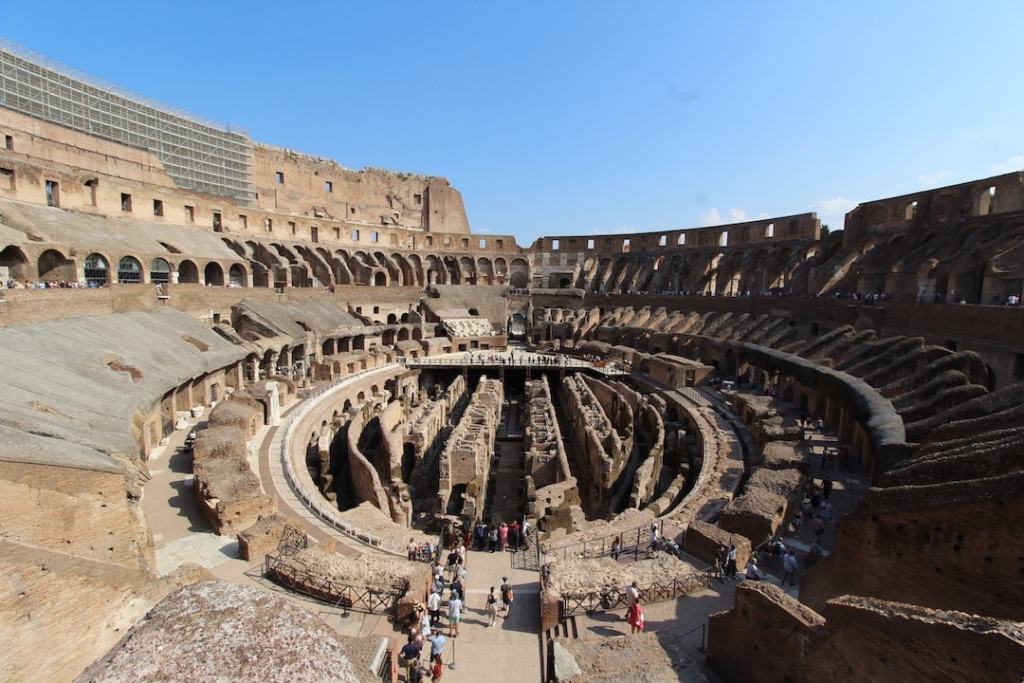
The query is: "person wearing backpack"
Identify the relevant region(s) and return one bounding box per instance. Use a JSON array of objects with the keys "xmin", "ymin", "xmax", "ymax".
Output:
[{"xmin": 500, "ymin": 577, "xmax": 514, "ymax": 617}]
